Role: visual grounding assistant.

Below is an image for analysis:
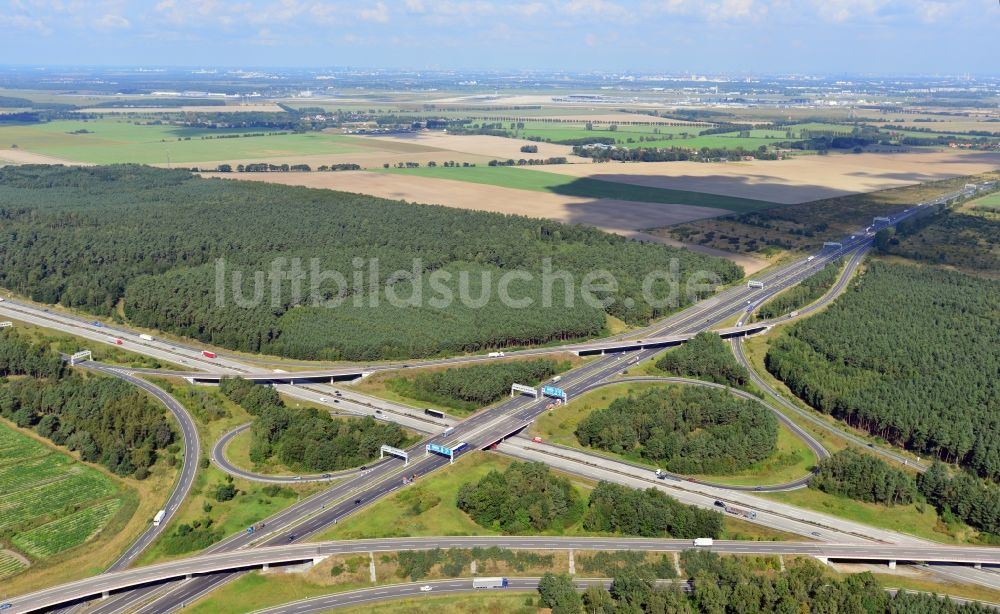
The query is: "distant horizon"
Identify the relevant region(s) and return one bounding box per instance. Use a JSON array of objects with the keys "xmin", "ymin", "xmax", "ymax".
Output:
[
  {"xmin": 1, "ymin": 65, "xmax": 999, "ymax": 82},
  {"xmin": 2, "ymin": 0, "xmax": 998, "ymax": 76}
]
